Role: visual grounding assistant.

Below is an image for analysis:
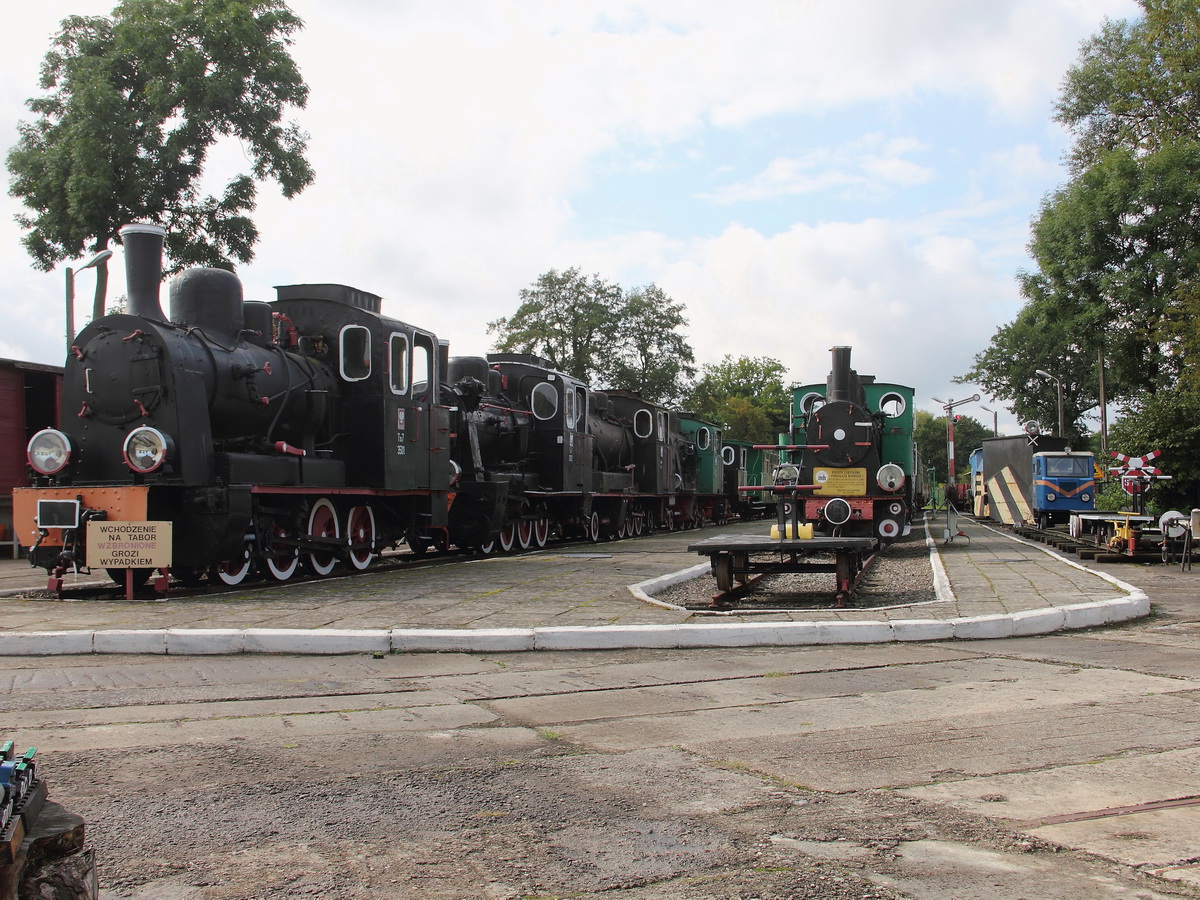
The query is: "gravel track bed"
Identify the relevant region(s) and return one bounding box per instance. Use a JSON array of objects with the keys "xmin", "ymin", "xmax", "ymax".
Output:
[{"xmin": 654, "ymin": 533, "xmax": 937, "ymax": 611}]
